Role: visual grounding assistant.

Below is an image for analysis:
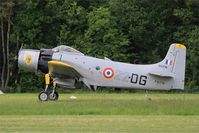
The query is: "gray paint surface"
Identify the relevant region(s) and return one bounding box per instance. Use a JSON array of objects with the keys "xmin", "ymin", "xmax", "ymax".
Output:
[{"xmin": 18, "ymin": 43, "xmax": 186, "ymax": 91}]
